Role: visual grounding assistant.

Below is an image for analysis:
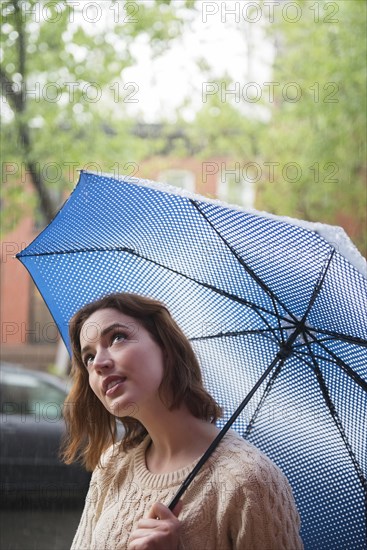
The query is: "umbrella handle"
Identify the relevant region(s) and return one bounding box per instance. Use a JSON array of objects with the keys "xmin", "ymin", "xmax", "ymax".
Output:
[{"xmin": 168, "ymin": 356, "xmax": 282, "ymax": 510}]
